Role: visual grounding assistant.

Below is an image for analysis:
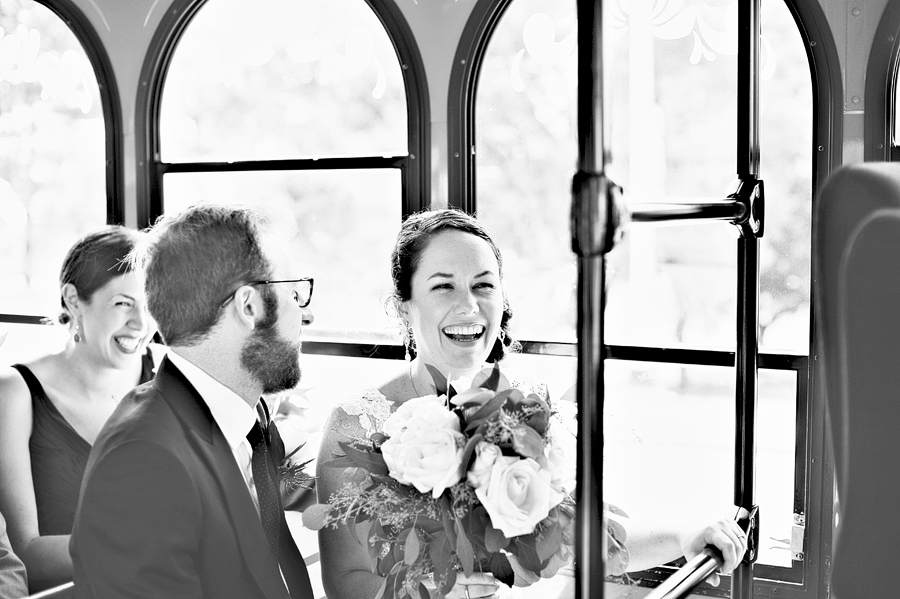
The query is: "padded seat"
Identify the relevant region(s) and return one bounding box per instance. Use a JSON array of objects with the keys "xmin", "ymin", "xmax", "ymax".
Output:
[{"xmin": 814, "ymin": 162, "xmax": 900, "ymax": 597}]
